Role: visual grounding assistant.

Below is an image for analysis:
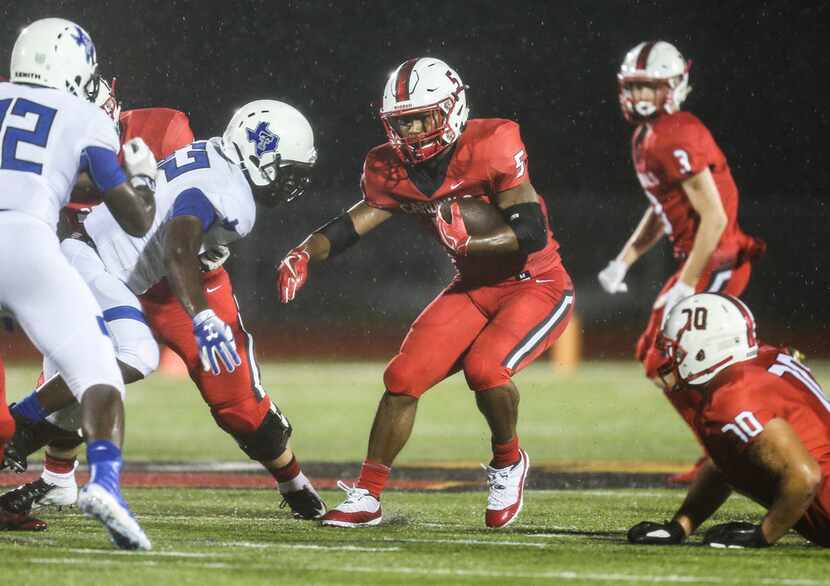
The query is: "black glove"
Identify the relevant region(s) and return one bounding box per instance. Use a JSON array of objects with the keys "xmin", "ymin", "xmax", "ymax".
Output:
[
  {"xmin": 703, "ymin": 522, "xmax": 770, "ymax": 548},
  {"xmin": 627, "ymin": 519, "xmax": 686, "ymax": 545}
]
